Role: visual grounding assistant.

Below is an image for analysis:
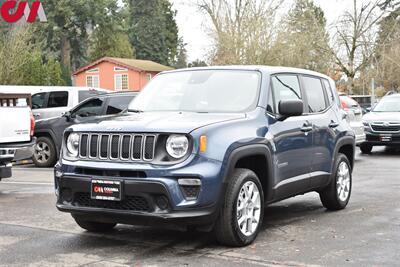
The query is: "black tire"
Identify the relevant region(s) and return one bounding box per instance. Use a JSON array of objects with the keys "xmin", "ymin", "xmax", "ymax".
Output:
[
  {"xmin": 319, "ymin": 153, "xmax": 352, "ymax": 211},
  {"xmin": 32, "ymin": 136, "xmax": 57, "ymax": 167},
  {"xmin": 214, "ymin": 168, "xmax": 264, "ymax": 247},
  {"xmin": 73, "ymin": 216, "xmax": 116, "ymax": 232},
  {"xmin": 360, "ymin": 143, "xmax": 373, "ymax": 154}
]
